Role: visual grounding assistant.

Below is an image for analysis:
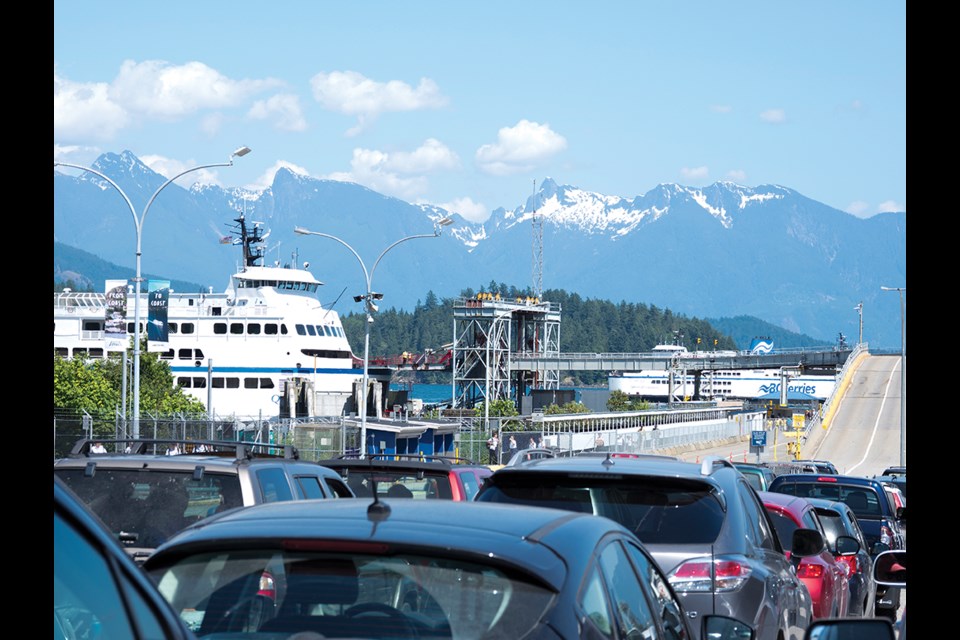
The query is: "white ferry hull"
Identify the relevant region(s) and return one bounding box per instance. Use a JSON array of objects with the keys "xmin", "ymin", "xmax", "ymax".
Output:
[{"xmin": 609, "ymin": 369, "xmax": 836, "ymax": 402}]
